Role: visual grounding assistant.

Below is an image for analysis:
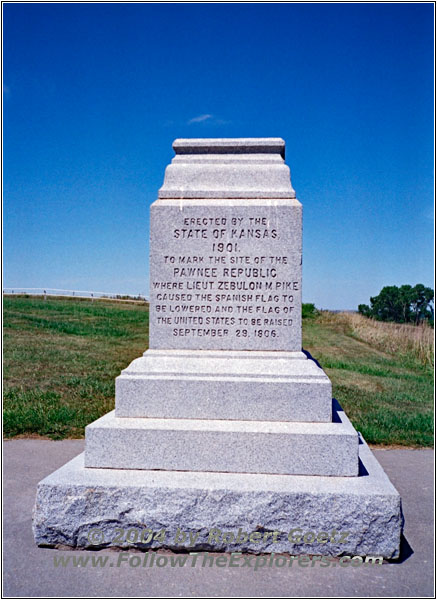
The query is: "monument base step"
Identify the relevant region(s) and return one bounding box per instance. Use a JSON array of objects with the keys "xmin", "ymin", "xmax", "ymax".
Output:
[
  {"xmin": 115, "ymin": 349, "xmax": 332, "ymax": 422},
  {"xmin": 84, "ymin": 403, "xmax": 358, "ymax": 476},
  {"xmin": 33, "ymin": 435, "xmax": 403, "ymax": 558}
]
